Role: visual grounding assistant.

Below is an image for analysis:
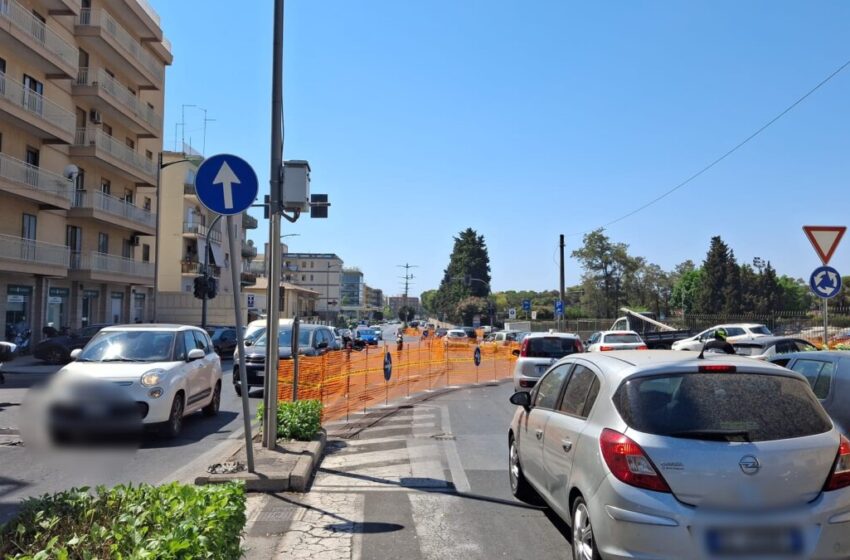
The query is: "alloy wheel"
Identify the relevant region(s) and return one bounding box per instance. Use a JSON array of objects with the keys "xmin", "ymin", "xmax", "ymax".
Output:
[{"xmin": 573, "ymin": 502, "xmax": 595, "ymax": 560}]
